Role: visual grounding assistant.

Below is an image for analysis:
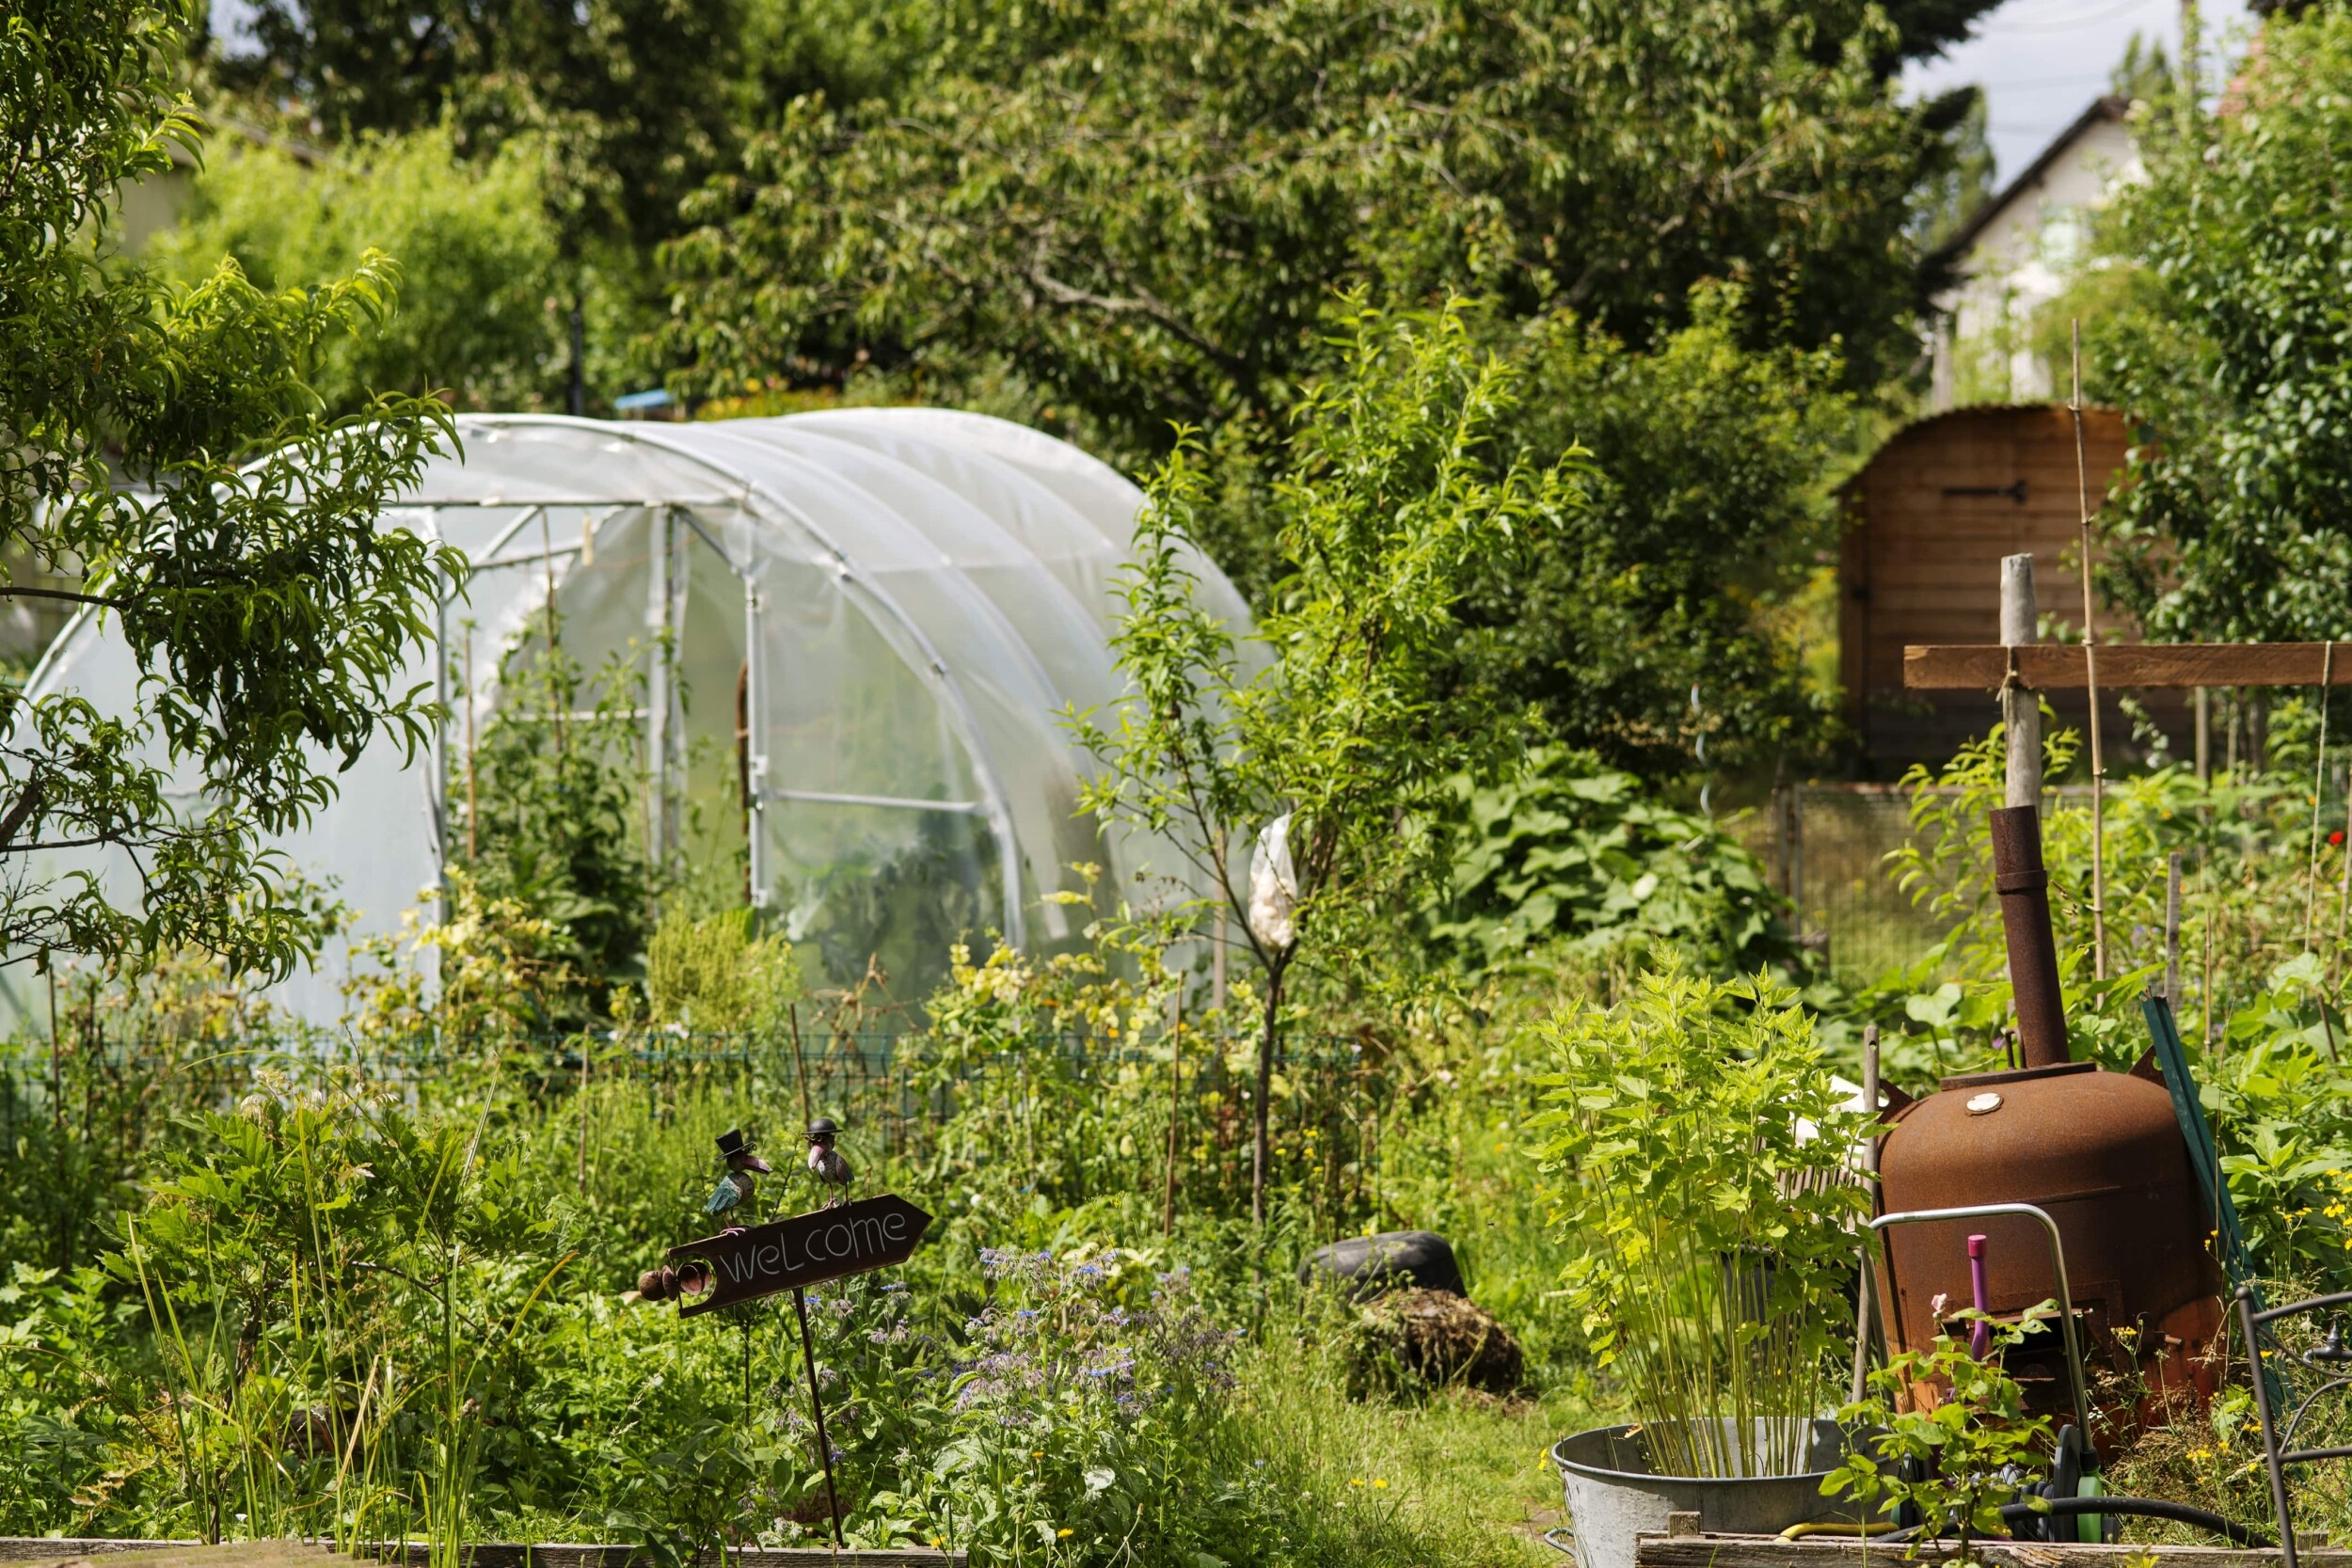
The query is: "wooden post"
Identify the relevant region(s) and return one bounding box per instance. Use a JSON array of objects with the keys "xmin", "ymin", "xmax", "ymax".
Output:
[
  {"xmin": 2000, "ymin": 553, "xmax": 2041, "ymax": 810},
  {"xmin": 2070, "ymin": 322, "xmax": 2108, "ymax": 981}
]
